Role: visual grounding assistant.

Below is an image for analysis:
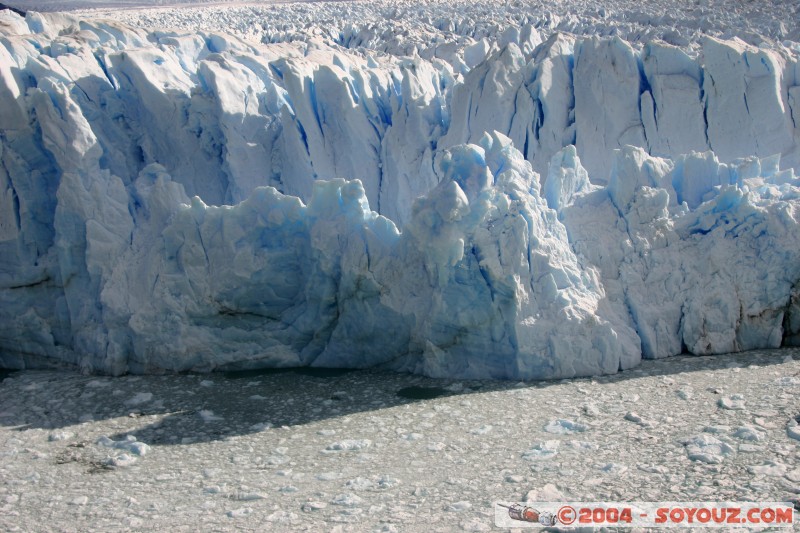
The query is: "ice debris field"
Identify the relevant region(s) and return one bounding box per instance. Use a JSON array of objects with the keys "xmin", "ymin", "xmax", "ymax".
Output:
[
  {"xmin": 1, "ymin": 1, "xmax": 800, "ymax": 380},
  {"xmin": 0, "ymin": 350, "xmax": 798, "ymax": 532}
]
